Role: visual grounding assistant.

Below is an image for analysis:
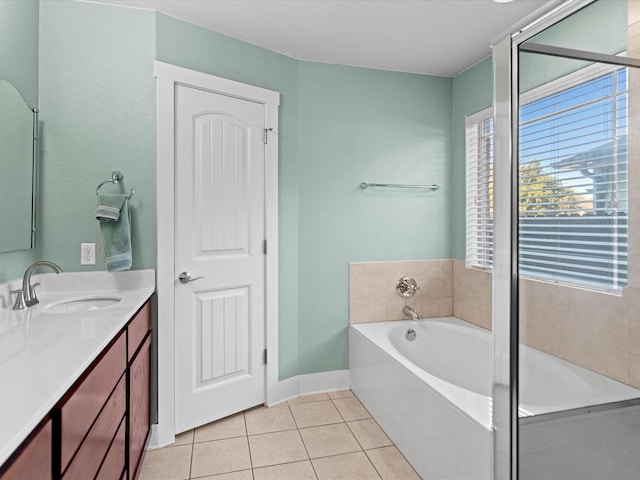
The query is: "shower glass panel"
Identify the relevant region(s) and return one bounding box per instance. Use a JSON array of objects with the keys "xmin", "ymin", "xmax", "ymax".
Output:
[{"xmin": 515, "ymin": 1, "xmax": 640, "ymax": 478}]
